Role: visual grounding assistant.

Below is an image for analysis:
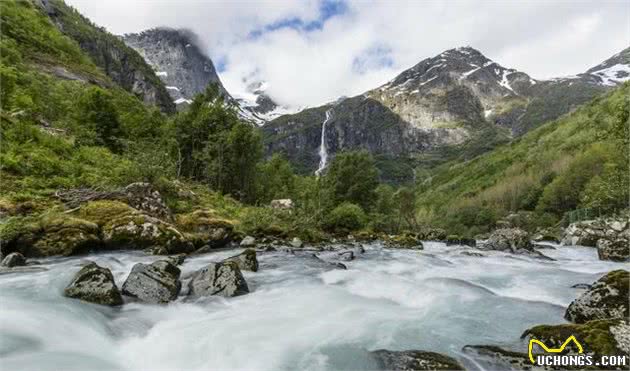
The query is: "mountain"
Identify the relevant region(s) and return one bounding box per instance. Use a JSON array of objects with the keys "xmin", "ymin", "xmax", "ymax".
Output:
[
  {"xmin": 123, "ymin": 28, "xmax": 229, "ymax": 109},
  {"xmin": 262, "ymin": 46, "xmax": 629, "ymax": 180},
  {"xmin": 122, "ymin": 28, "xmax": 291, "ymax": 123},
  {"xmin": 37, "ymin": 0, "xmax": 176, "ymax": 114}
]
